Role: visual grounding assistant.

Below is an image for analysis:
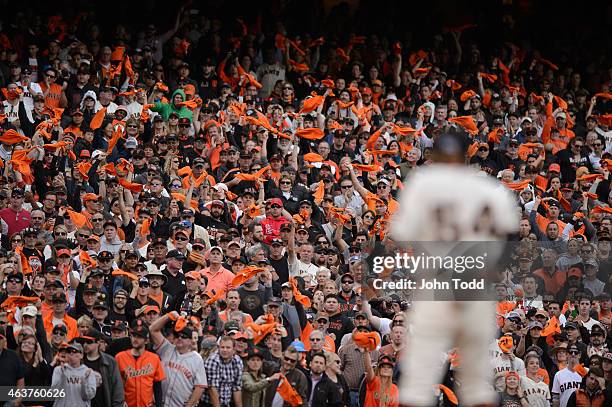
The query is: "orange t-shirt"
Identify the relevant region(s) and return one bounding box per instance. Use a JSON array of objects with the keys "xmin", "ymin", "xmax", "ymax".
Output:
[
  {"xmin": 43, "ymin": 313, "xmax": 79, "ymax": 341},
  {"xmin": 116, "ymin": 350, "xmax": 165, "ymax": 407},
  {"xmin": 364, "ymin": 377, "xmax": 399, "ymax": 407},
  {"xmin": 39, "ymin": 82, "xmax": 63, "ymax": 109},
  {"xmin": 533, "ymin": 268, "xmax": 567, "ymax": 296}
]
